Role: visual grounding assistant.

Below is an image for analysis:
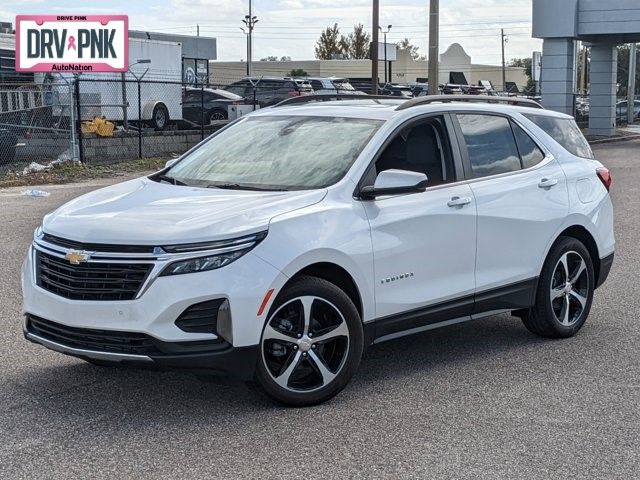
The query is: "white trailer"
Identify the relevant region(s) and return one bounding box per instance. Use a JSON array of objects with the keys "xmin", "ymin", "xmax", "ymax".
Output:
[{"xmin": 39, "ymin": 37, "xmax": 183, "ymax": 129}]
